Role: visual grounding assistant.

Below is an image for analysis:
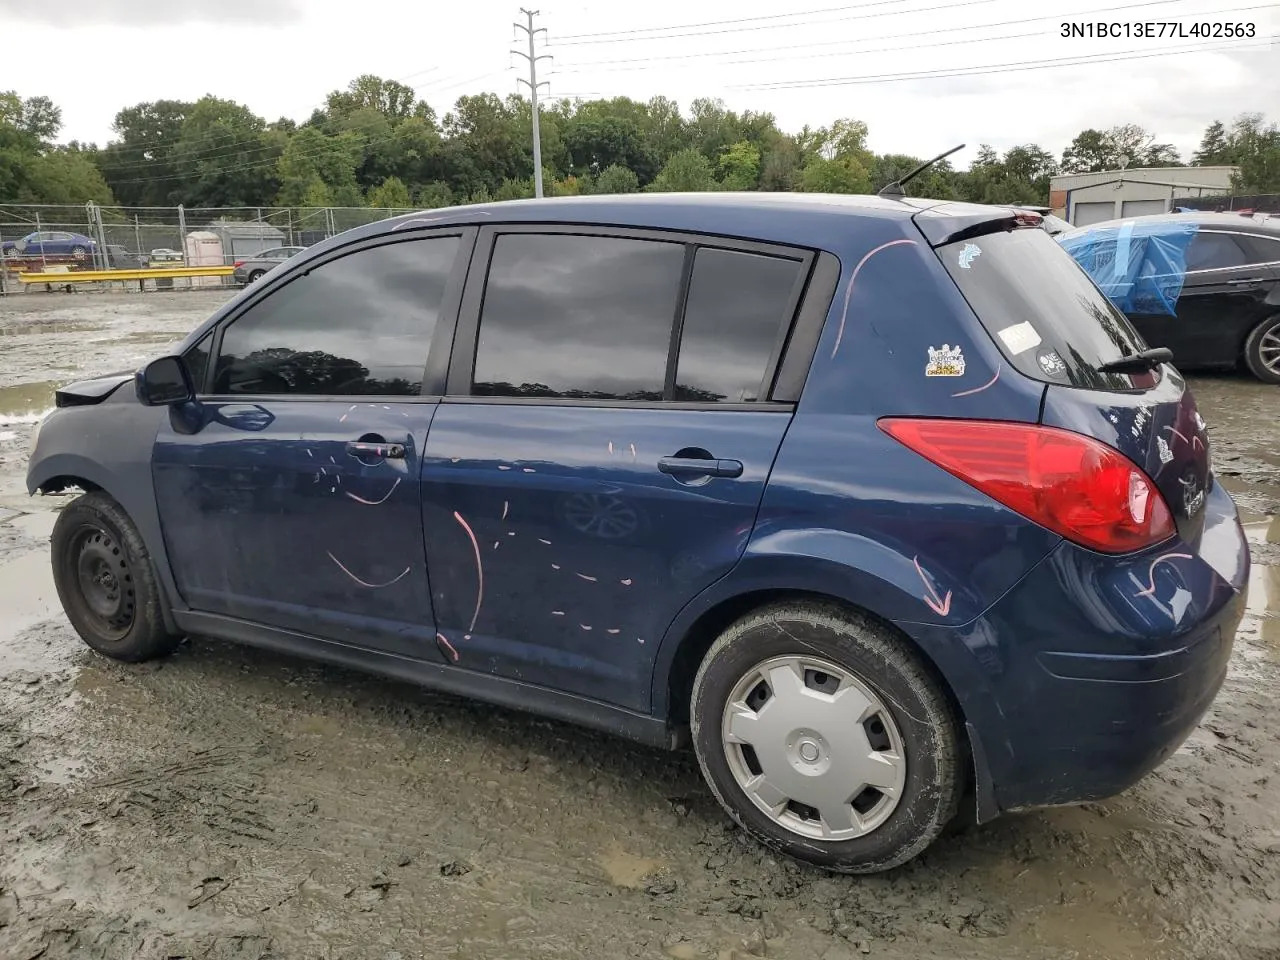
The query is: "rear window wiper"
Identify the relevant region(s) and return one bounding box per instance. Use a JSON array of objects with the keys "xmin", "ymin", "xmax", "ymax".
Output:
[{"xmin": 1096, "ymin": 347, "xmax": 1173, "ymax": 373}]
